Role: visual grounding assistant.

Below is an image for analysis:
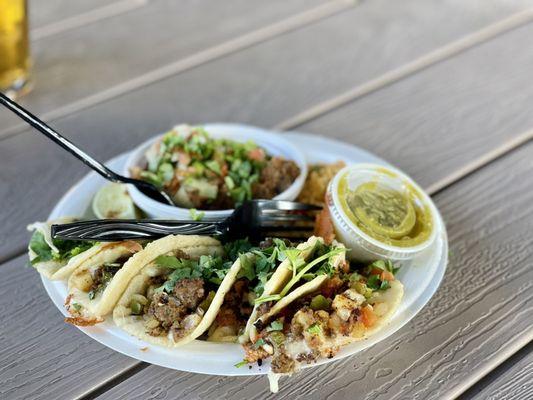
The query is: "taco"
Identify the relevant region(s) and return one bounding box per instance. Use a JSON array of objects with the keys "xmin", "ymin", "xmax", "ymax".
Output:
[
  {"xmin": 239, "ymin": 244, "xmax": 404, "ymax": 387},
  {"xmin": 112, "ymin": 234, "xmax": 237, "ymax": 347},
  {"xmin": 205, "ymin": 238, "xmax": 317, "ymax": 343},
  {"xmin": 242, "ymin": 236, "xmax": 327, "ymax": 343},
  {"xmin": 28, "ymin": 220, "xmax": 110, "ymax": 280},
  {"xmin": 112, "ymin": 236, "xmax": 322, "ymax": 346},
  {"xmin": 64, "ymin": 240, "xmax": 144, "ymax": 326}
]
